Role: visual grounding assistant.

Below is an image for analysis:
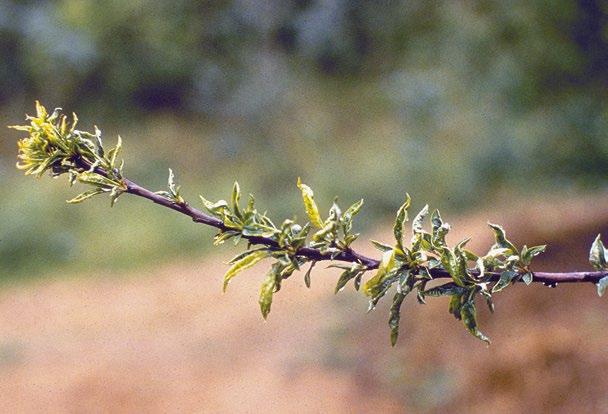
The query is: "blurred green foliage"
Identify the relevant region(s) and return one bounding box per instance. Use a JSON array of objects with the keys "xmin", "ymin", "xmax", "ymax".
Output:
[{"xmin": 1, "ymin": 0, "xmax": 607, "ymax": 279}]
